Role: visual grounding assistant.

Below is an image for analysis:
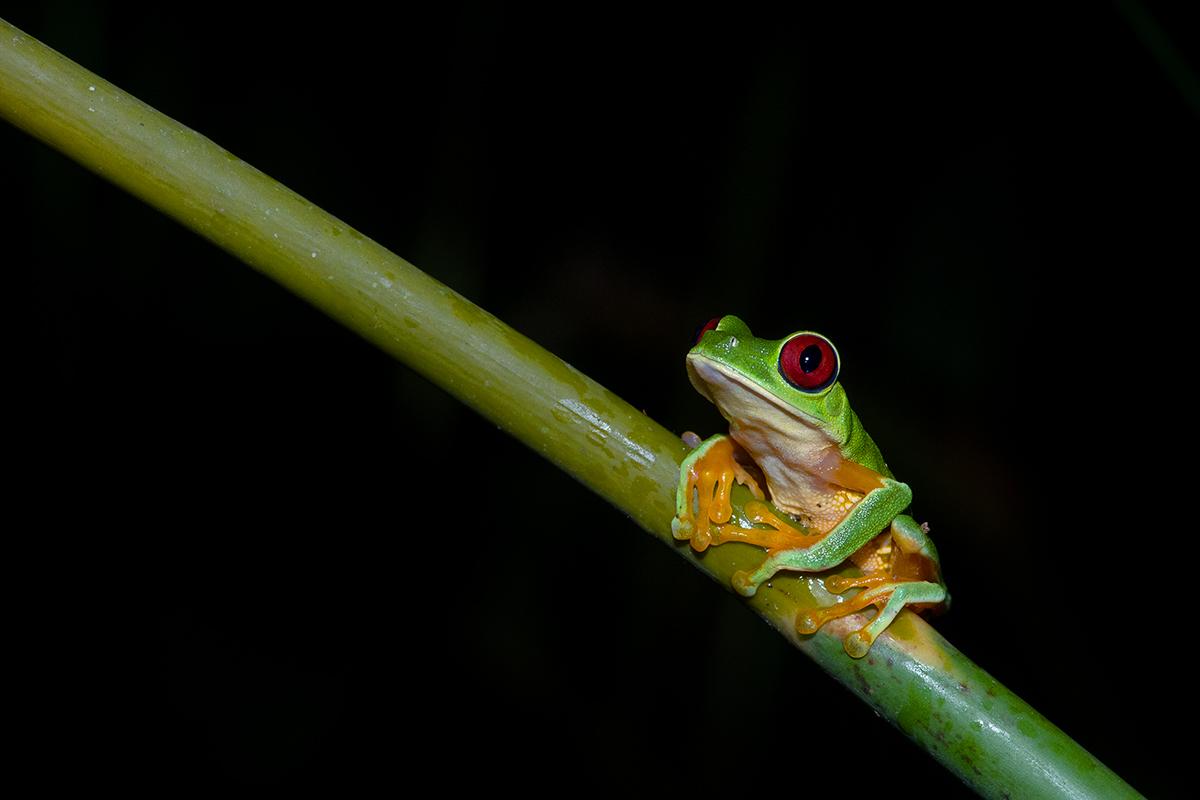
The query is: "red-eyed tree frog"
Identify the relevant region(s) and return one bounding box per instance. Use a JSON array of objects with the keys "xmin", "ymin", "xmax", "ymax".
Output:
[{"xmin": 672, "ymin": 316, "xmax": 949, "ymax": 657}]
